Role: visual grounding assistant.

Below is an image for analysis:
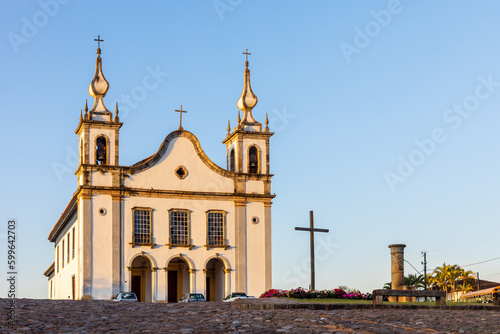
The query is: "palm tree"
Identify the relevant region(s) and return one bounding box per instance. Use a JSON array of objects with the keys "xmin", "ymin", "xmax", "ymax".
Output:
[
  {"xmin": 404, "ymin": 274, "xmax": 426, "ymax": 290},
  {"xmin": 383, "ymin": 282, "xmax": 392, "ymax": 290},
  {"xmin": 457, "ymin": 269, "xmax": 475, "ymax": 300},
  {"xmin": 459, "ymin": 270, "xmax": 475, "ymax": 284},
  {"xmin": 429, "ymin": 264, "xmax": 476, "ymax": 301},
  {"xmin": 458, "ymin": 282, "xmax": 474, "ymax": 296},
  {"xmin": 429, "ymin": 271, "xmax": 446, "ymax": 290},
  {"xmin": 447, "ymin": 264, "xmax": 463, "ymax": 301},
  {"xmin": 430, "ymin": 263, "xmax": 450, "ymax": 299},
  {"xmin": 425, "ymin": 273, "xmax": 433, "ymax": 289}
]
